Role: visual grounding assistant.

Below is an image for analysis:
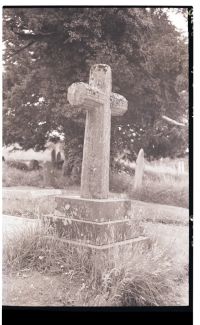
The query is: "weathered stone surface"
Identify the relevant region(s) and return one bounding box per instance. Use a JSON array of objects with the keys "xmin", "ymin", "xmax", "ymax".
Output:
[
  {"xmin": 90, "ymin": 236, "xmax": 150, "ymax": 271},
  {"xmin": 3, "ymin": 215, "xmax": 41, "ymax": 240},
  {"xmin": 42, "ymin": 196, "xmax": 148, "ymax": 255},
  {"xmin": 54, "ymin": 196, "xmax": 132, "ymax": 221},
  {"xmin": 67, "ymin": 64, "xmax": 128, "ymax": 199},
  {"xmin": 81, "ymin": 64, "xmax": 111, "ymax": 199},
  {"xmin": 45, "ymin": 215, "xmax": 145, "ymax": 245},
  {"xmin": 134, "ymin": 148, "xmax": 144, "ymax": 190},
  {"xmin": 68, "ymin": 82, "xmax": 128, "ymax": 116},
  {"xmin": 38, "ymin": 235, "xmax": 150, "ymax": 273}
]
